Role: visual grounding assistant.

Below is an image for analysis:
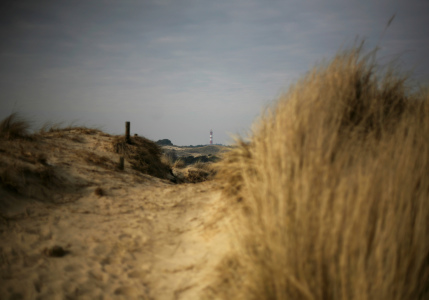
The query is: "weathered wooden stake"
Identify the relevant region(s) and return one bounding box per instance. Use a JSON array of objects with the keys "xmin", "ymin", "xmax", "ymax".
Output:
[
  {"xmin": 125, "ymin": 121, "xmax": 131, "ymax": 143},
  {"xmin": 119, "ymin": 156, "xmax": 124, "ymax": 170}
]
